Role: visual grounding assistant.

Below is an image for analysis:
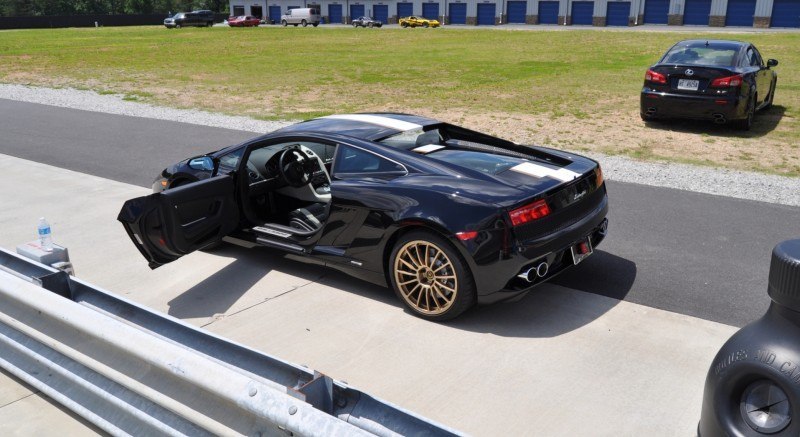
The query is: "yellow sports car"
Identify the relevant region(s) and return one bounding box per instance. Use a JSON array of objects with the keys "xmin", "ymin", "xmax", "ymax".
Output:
[{"xmin": 399, "ymin": 16, "xmax": 440, "ymax": 28}]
